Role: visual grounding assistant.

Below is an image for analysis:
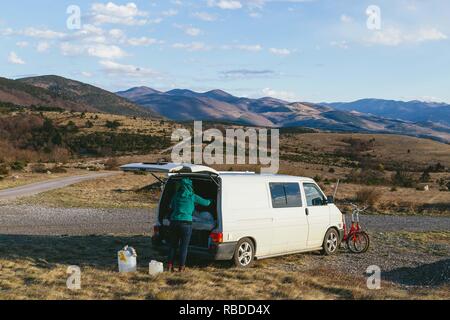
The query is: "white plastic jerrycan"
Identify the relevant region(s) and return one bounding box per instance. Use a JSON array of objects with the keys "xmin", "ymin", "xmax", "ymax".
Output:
[
  {"xmin": 117, "ymin": 246, "xmax": 137, "ymax": 273},
  {"xmin": 149, "ymin": 260, "xmax": 164, "ymax": 277}
]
